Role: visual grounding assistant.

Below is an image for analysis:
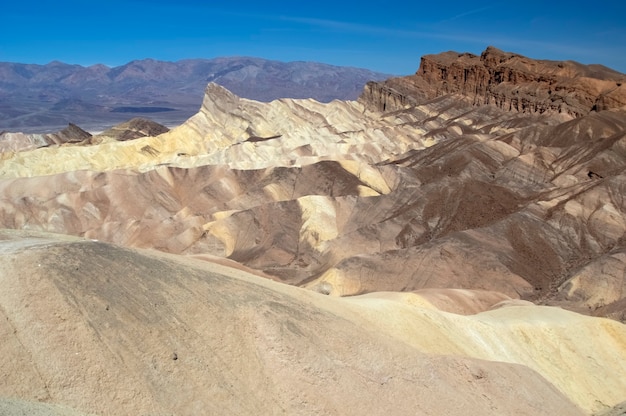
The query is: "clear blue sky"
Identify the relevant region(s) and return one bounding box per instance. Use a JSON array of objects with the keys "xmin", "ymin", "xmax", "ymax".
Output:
[{"xmin": 2, "ymin": 0, "xmax": 625, "ymax": 75}]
